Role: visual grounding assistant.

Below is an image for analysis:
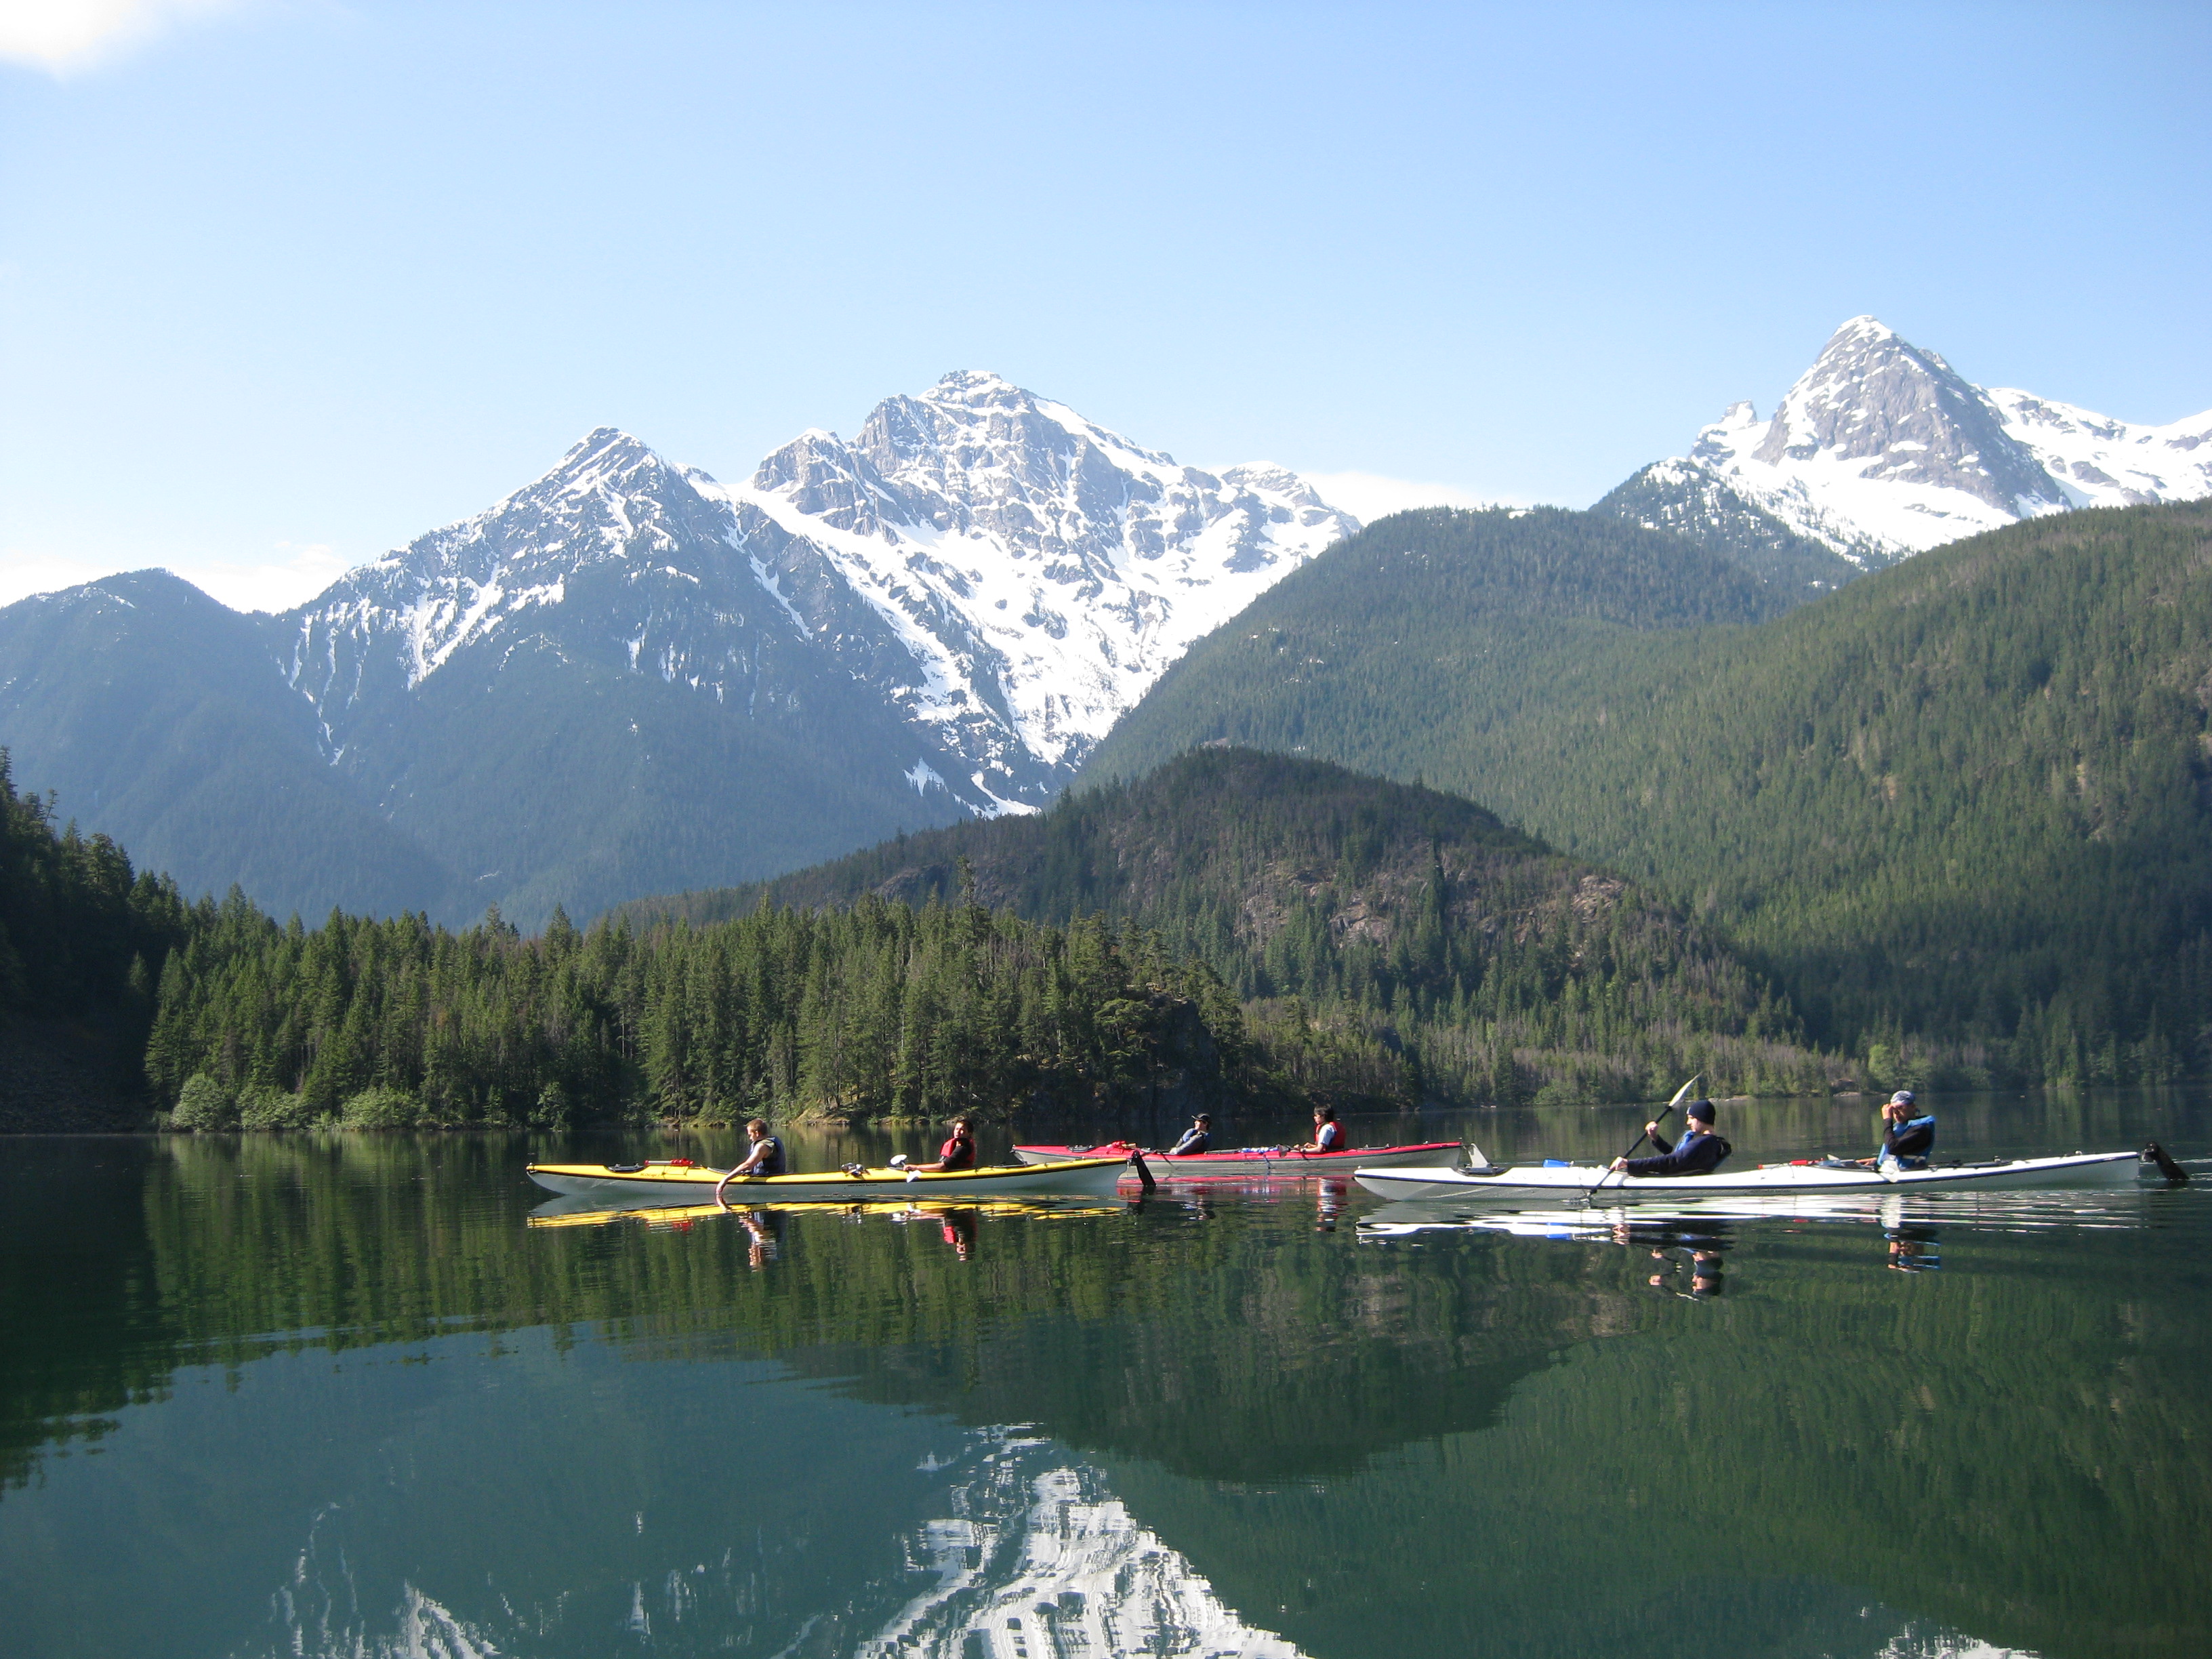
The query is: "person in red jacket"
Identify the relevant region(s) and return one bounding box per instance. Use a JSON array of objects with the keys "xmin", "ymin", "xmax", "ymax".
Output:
[
  {"xmin": 1301, "ymin": 1107, "xmax": 1345, "ymax": 1153},
  {"xmin": 911, "ymin": 1116, "xmax": 978, "ymax": 1172}
]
